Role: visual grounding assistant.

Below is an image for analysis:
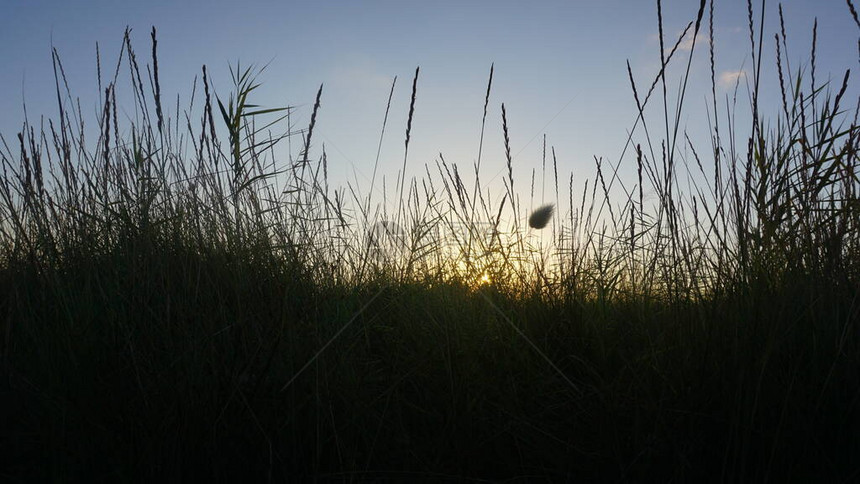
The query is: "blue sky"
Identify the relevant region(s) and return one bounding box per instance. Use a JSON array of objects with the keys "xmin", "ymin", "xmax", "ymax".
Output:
[{"xmin": 2, "ymin": 0, "xmax": 858, "ymax": 219}]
